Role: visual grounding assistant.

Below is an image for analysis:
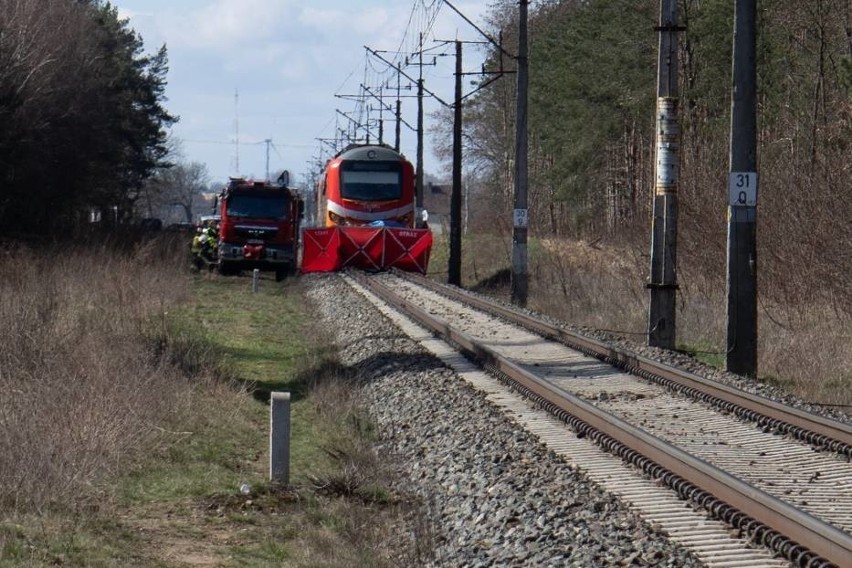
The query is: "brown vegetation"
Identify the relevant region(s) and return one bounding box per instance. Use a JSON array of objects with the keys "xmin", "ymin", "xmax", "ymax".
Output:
[
  {"xmin": 429, "ymin": 0, "xmax": 850, "ymax": 402},
  {"xmin": 0, "ymin": 236, "xmax": 195, "ymax": 514},
  {"xmin": 0, "ymin": 239, "xmax": 428, "ymax": 565}
]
